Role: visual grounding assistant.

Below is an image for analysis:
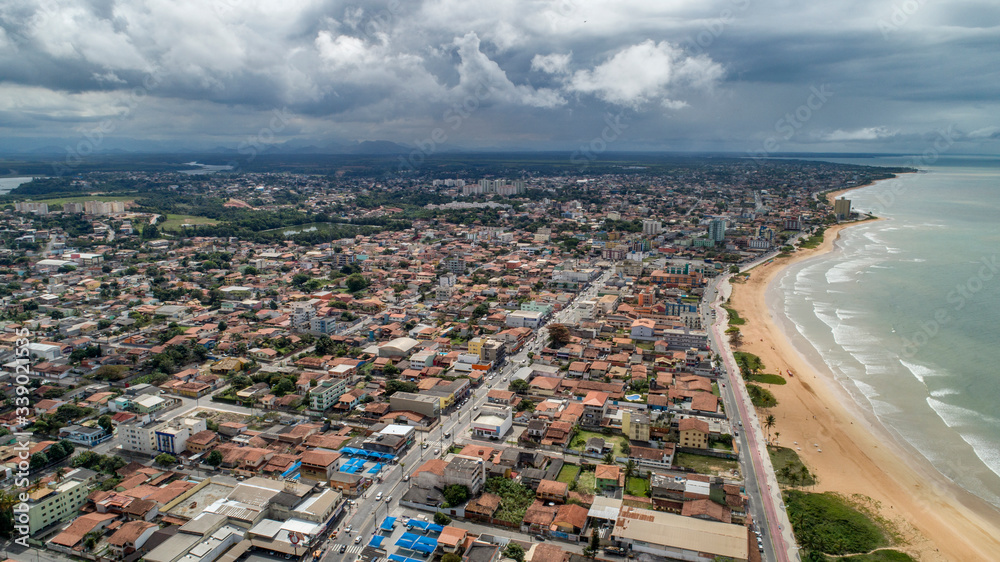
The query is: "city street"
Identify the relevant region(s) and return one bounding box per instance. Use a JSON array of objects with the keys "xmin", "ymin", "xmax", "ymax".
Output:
[{"xmin": 703, "ymin": 250, "xmax": 798, "ymax": 562}]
